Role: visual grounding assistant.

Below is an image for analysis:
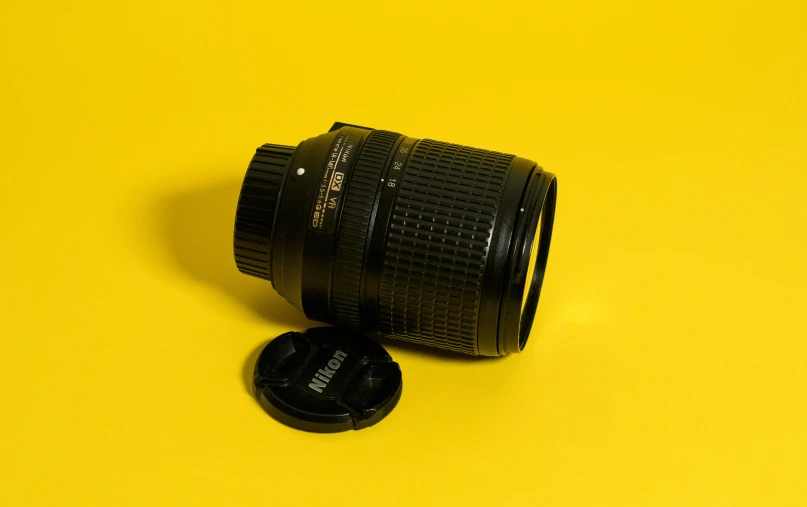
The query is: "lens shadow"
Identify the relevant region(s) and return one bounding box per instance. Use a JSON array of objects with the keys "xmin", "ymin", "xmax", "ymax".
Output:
[
  {"xmin": 243, "ymin": 340, "xmax": 269, "ymax": 398},
  {"xmin": 157, "ymin": 177, "xmax": 314, "ymax": 330},
  {"xmin": 372, "ymin": 335, "xmax": 492, "ymax": 363},
  {"xmin": 156, "ymin": 176, "xmax": 490, "ymax": 400}
]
